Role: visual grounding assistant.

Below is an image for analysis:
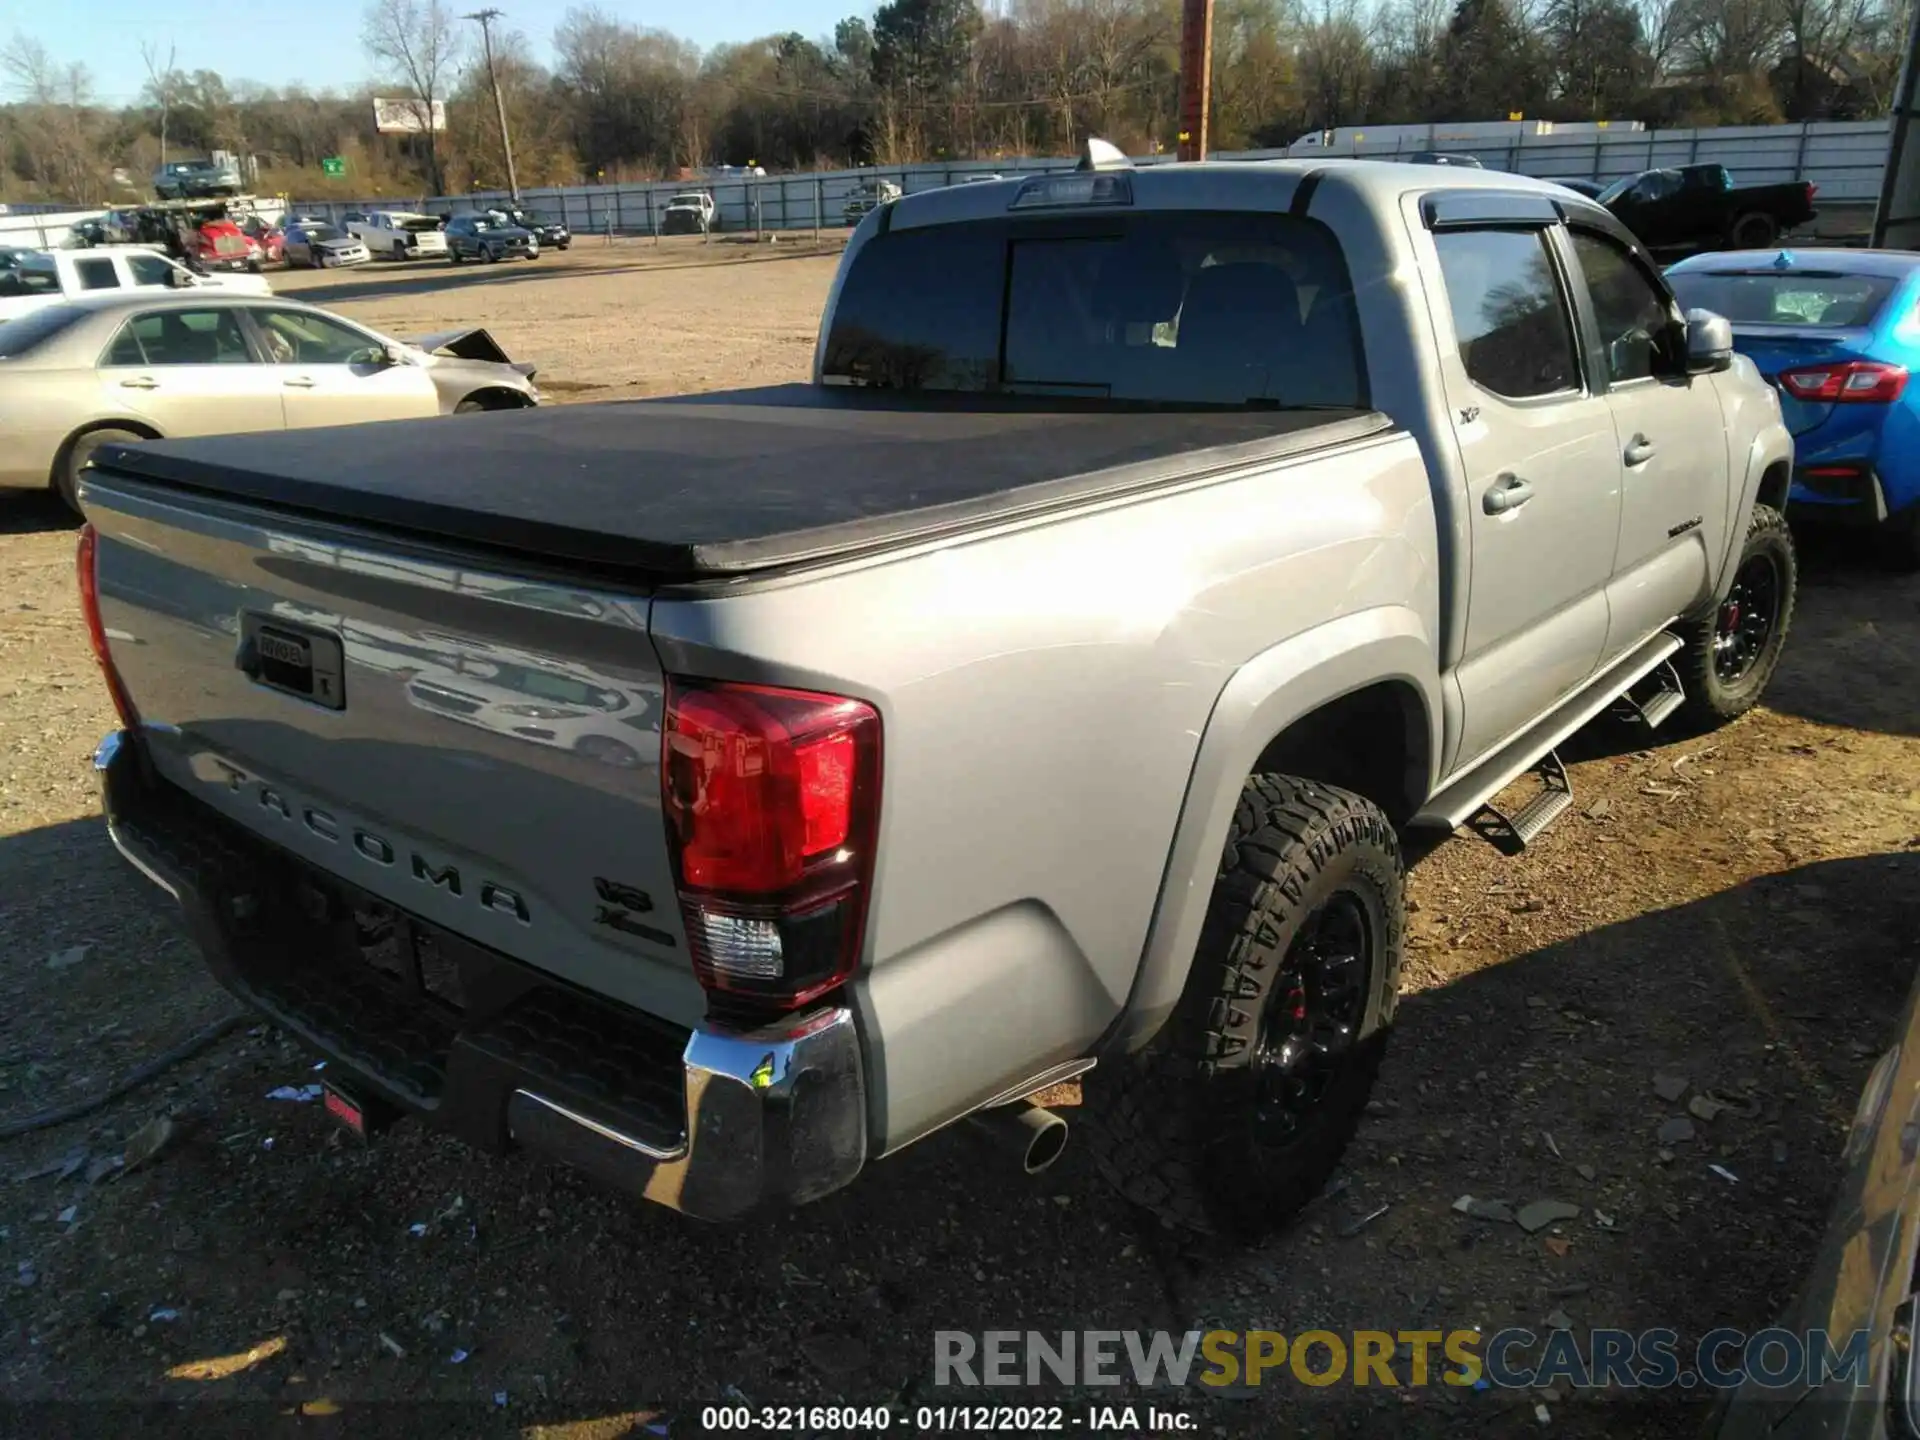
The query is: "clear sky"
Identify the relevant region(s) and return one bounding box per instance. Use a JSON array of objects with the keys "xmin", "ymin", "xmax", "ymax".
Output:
[{"xmin": 8, "ymin": 2, "xmax": 863, "ymax": 105}]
